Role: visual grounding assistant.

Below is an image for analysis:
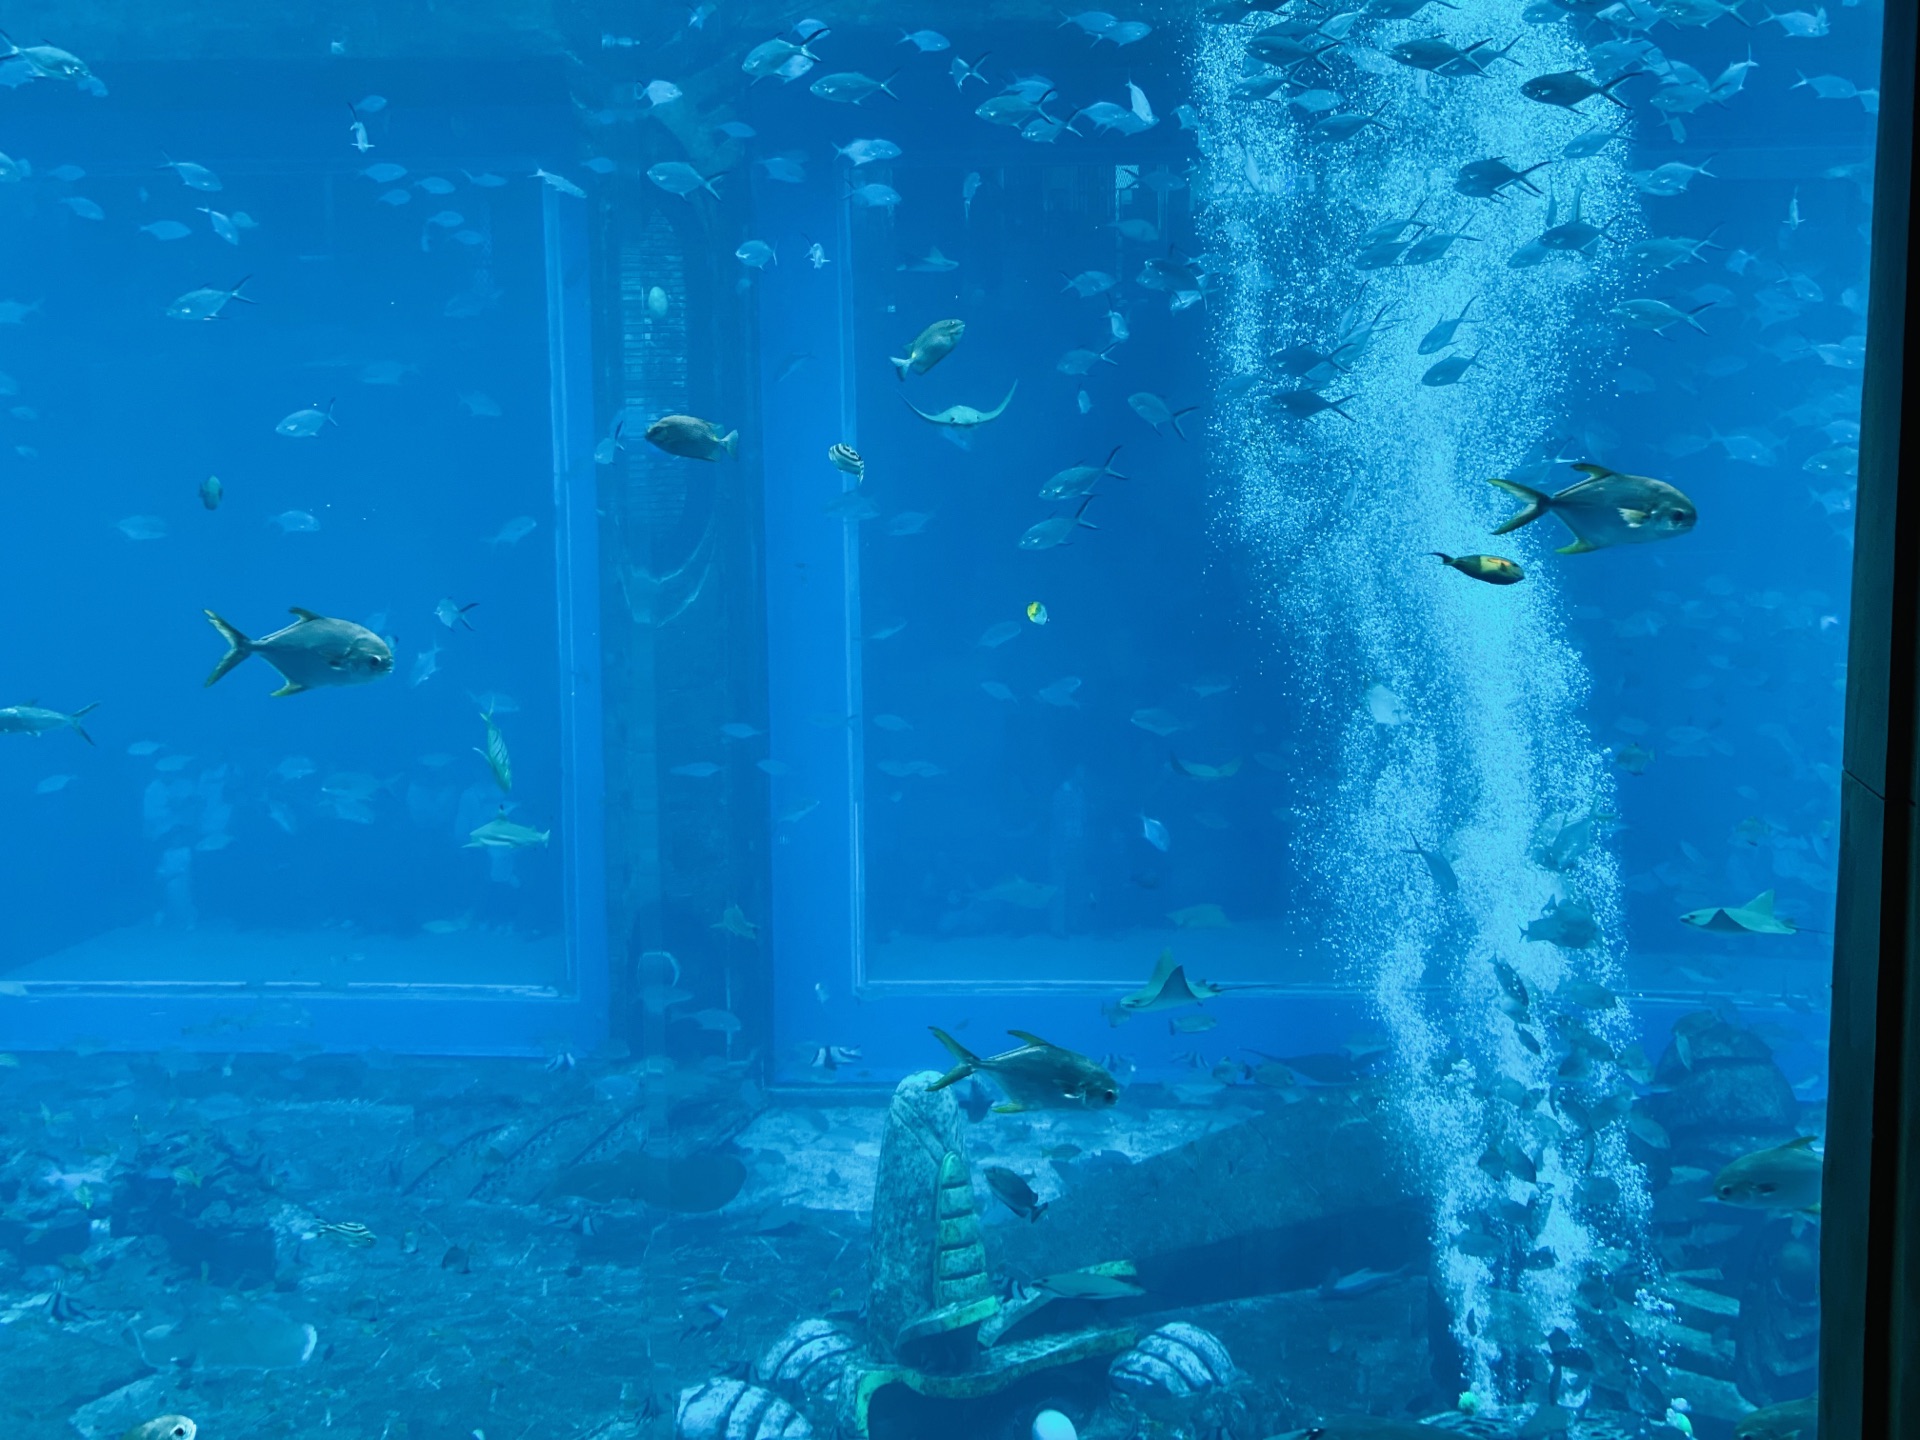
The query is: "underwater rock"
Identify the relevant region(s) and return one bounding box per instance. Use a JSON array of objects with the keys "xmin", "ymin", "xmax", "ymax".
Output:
[
  {"xmin": 754, "ymin": 1318, "xmax": 859, "ymax": 1411},
  {"xmin": 1109, "ymin": 1322, "xmax": 1238, "ymax": 1418},
  {"xmin": 1645, "ymin": 1011, "xmax": 1800, "ymax": 1164},
  {"xmin": 993, "ymin": 1093, "xmax": 1416, "ymax": 1290},
  {"xmin": 1734, "ymin": 1226, "xmax": 1820, "ymax": 1408},
  {"xmin": 547, "ymin": 1149, "xmax": 748, "ymax": 1211},
  {"xmin": 869, "ymin": 1071, "xmax": 993, "ymax": 1356},
  {"xmin": 676, "ymin": 1379, "xmax": 812, "ymax": 1440}
]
